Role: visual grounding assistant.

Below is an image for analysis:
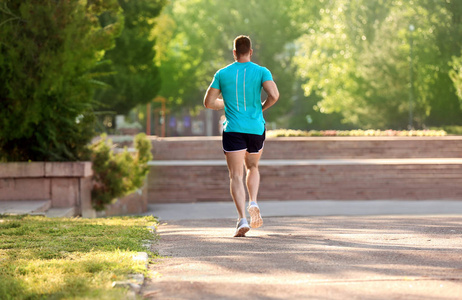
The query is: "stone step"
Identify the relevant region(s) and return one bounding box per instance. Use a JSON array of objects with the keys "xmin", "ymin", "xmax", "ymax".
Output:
[
  {"xmin": 0, "ymin": 200, "xmax": 51, "ymax": 215},
  {"xmin": 45, "ymin": 207, "xmax": 77, "ymax": 218},
  {"xmin": 0, "ymin": 200, "xmax": 78, "ymax": 217}
]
